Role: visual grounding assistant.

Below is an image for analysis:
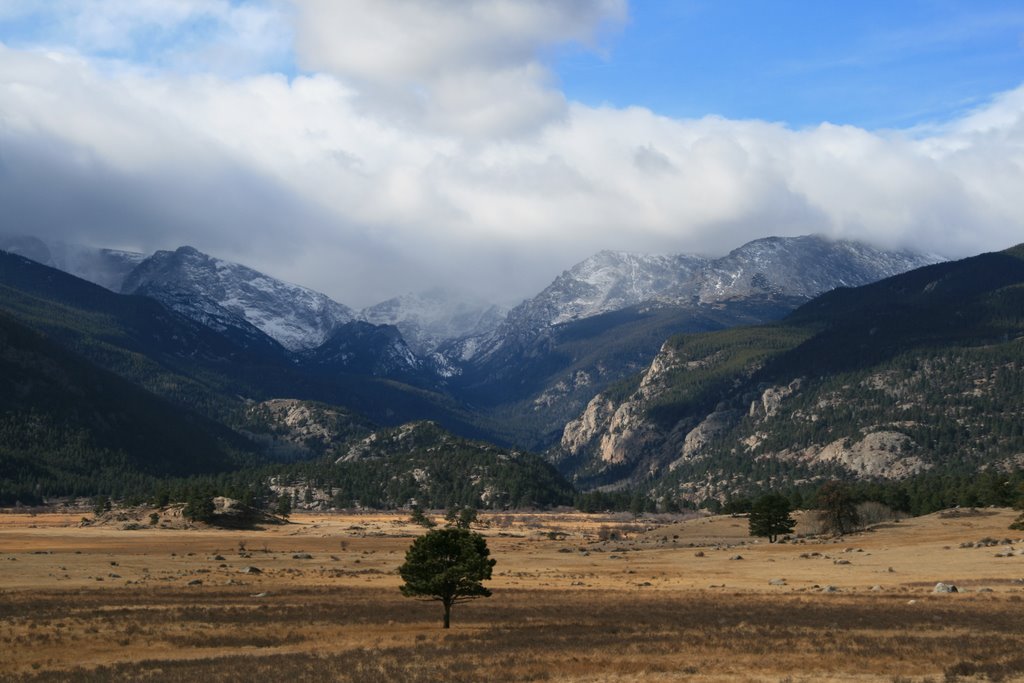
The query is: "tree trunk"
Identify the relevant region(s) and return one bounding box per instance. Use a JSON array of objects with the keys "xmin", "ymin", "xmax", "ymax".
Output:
[{"xmin": 443, "ymin": 601, "xmax": 451, "ymax": 629}]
